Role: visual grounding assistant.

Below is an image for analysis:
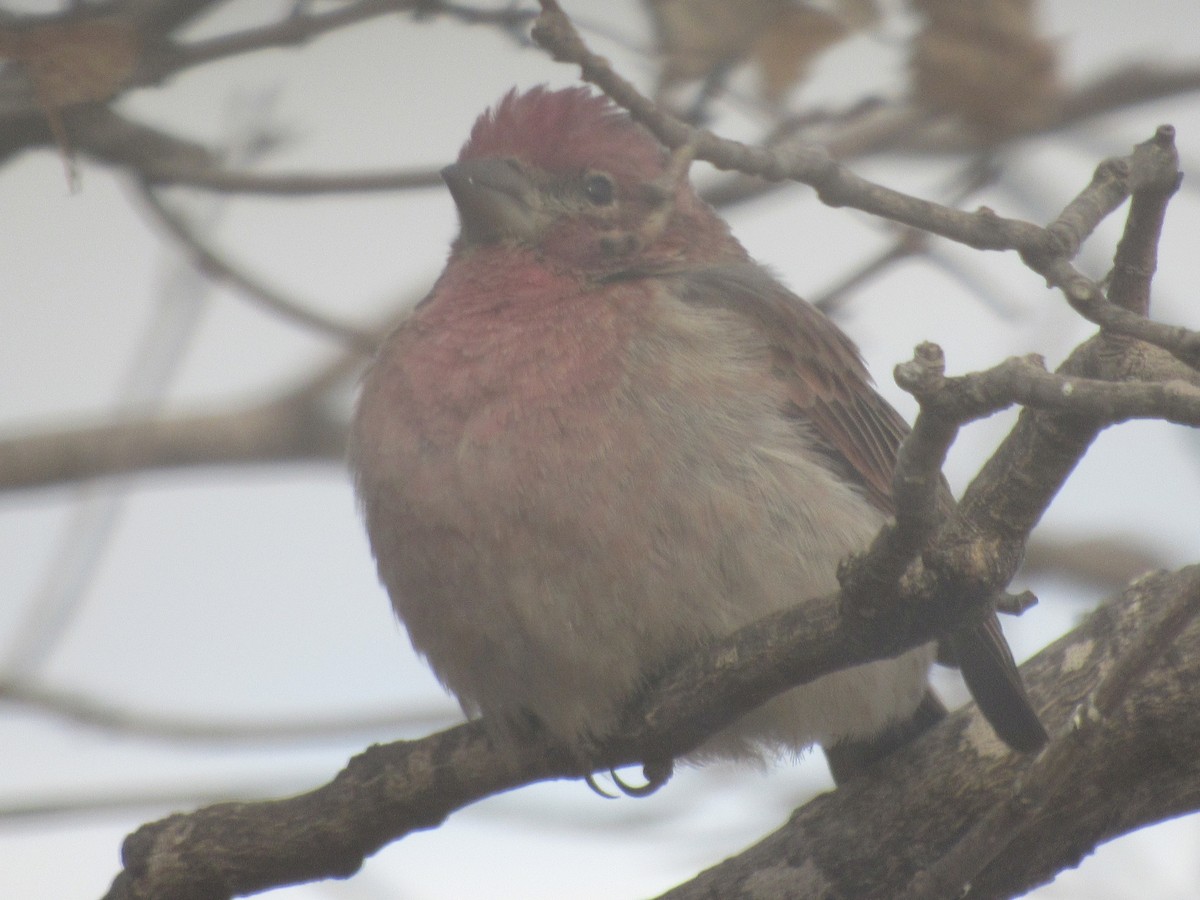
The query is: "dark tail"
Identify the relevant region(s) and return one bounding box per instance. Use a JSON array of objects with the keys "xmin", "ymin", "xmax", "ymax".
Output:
[{"xmin": 949, "ymin": 614, "xmax": 1048, "ymax": 753}]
